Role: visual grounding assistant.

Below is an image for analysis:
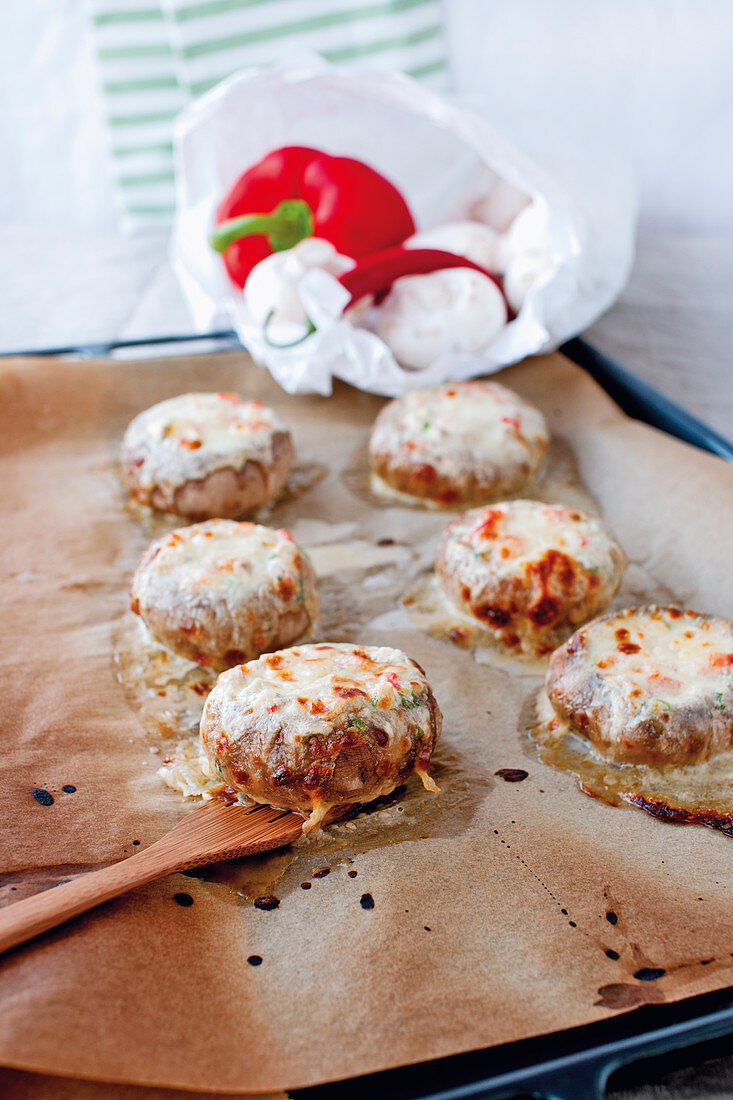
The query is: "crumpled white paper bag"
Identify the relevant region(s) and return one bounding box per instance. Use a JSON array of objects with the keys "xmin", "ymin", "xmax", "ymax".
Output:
[{"xmin": 171, "ymin": 55, "xmax": 635, "ymax": 396}]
